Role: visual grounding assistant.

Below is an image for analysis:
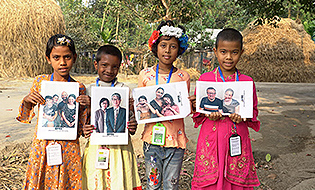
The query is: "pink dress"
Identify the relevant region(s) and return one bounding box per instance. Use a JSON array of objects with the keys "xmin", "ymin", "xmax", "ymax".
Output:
[{"xmin": 191, "ymin": 68, "xmax": 260, "ymax": 190}]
